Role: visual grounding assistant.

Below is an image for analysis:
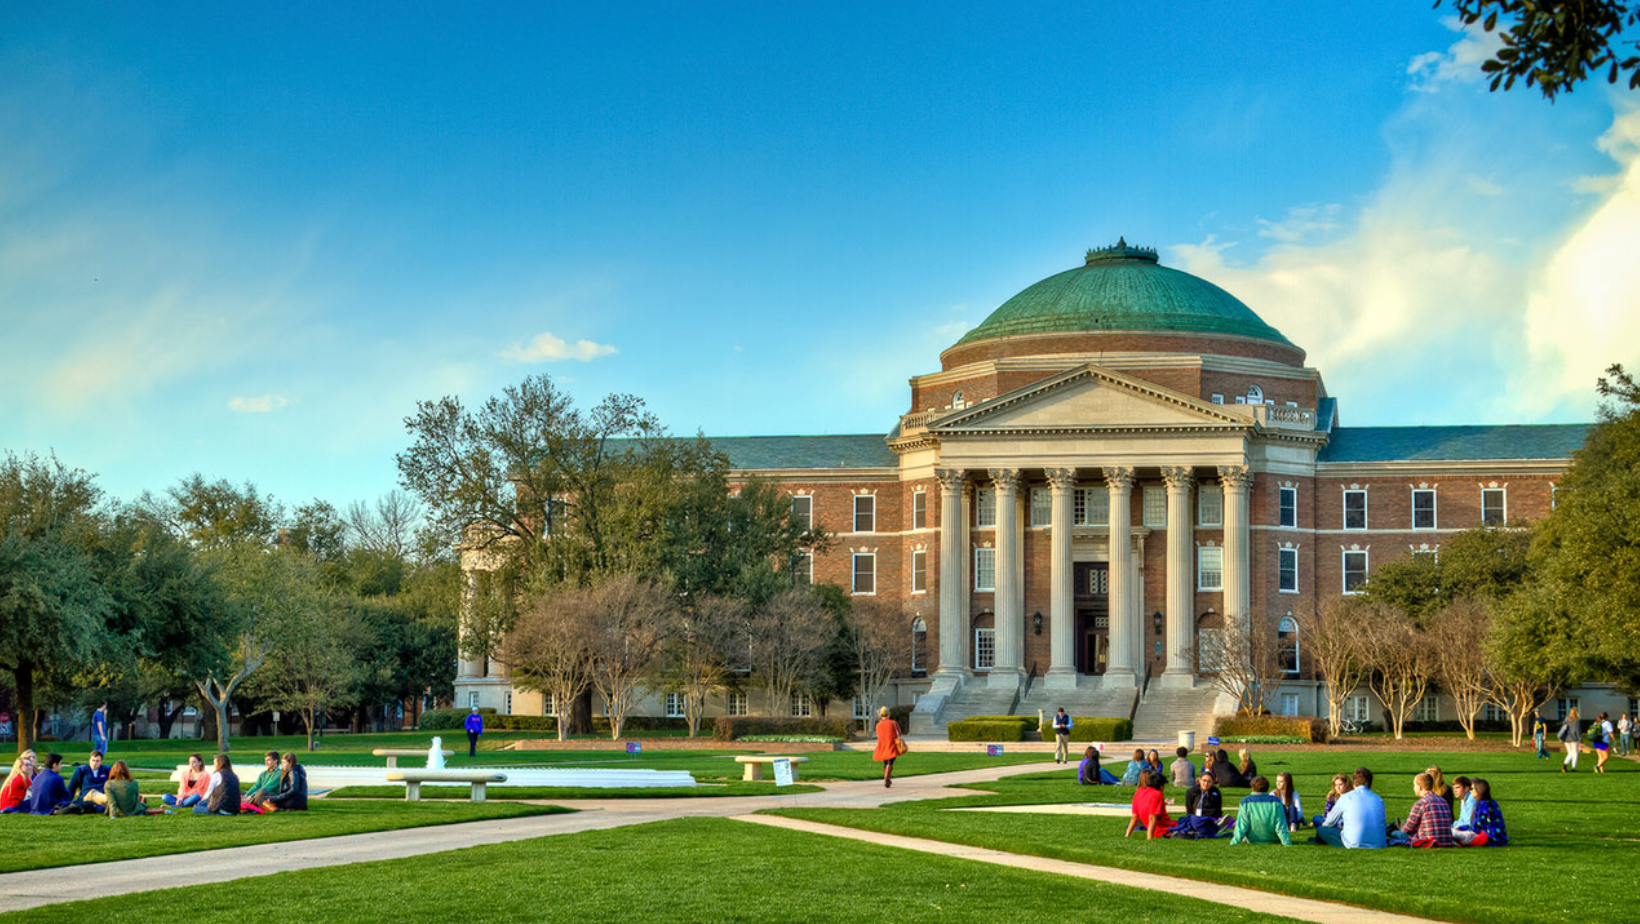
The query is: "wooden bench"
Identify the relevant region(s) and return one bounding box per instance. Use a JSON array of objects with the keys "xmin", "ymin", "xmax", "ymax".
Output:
[
  {"xmin": 732, "ymin": 755, "xmax": 809, "ymax": 782},
  {"xmin": 373, "ymin": 748, "xmax": 454, "ymax": 768},
  {"xmin": 386, "ymin": 770, "xmax": 507, "ymax": 802}
]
